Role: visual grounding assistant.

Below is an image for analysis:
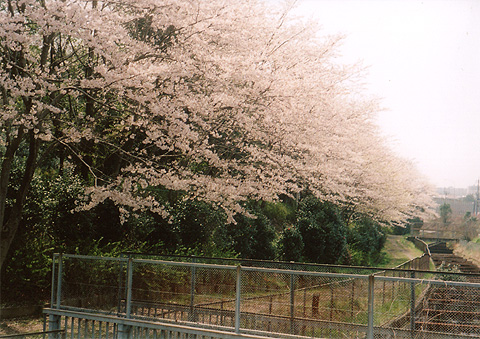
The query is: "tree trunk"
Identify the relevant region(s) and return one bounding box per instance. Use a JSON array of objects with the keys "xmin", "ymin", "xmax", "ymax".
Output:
[
  {"xmin": 0, "ymin": 130, "xmax": 24, "ymax": 229},
  {"xmin": 0, "ymin": 131, "xmax": 39, "ymax": 270}
]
